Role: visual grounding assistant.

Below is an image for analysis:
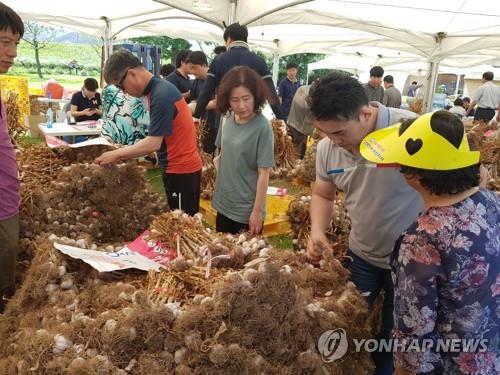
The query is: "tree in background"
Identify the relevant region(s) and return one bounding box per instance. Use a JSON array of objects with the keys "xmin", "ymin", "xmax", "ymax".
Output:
[
  {"xmin": 255, "ymin": 52, "xmax": 337, "ymax": 84},
  {"xmin": 277, "ymin": 53, "xmax": 326, "ymax": 83},
  {"xmin": 23, "ymin": 21, "xmax": 60, "ymax": 79},
  {"xmin": 130, "ymin": 36, "xmax": 191, "ymax": 63}
]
